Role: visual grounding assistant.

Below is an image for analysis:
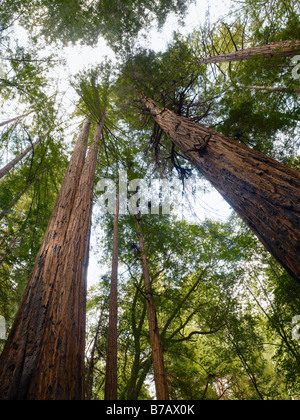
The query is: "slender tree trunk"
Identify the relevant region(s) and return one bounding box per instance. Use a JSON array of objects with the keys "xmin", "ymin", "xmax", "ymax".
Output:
[
  {"xmin": 127, "ymin": 287, "xmax": 147, "ymax": 400},
  {"xmin": 134, "ymin": 357, "xmax": 152, "ymax": 400},
  {"xmin": 0, "ymin": 138, "xmax": 41, "ymax": 180},
  {"xmin": 136, "ymin": 215, "xmax": 169, "ymax": 400},
  {"xmin": 0, "ymin": 239, "xmax": 18, "ymax": 269},
  {"xmin": 226, "ymin": 323, "xmax": 264, "ymax": 400},
  {"xmin": 86, "ymin": 296, "xmax": 108, "ymax": 400},
  {"xmin": 198, "ymin": 40, "xmax": 300, "ymax": 65},
  {"xmin": 0, "ymin": 112, "xmax": 32, "ymax": 128},
  {"xmin": 242, "ymin": 85, "xmax": 300, "ymax": 94},
  {"xmin": 0, "ymin": 120, "xmax": 94, "ymax": 400},
  {"xmin": 0, "ymin": 182, "xmax": 32, "ymax": 222},
  {"xmin": 141, "ymin": 97, "xmax": 300, "ymax": 282},
  {"xmin": 105, "ymin": 192, "xmax": 120, "ymax": 401}
]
